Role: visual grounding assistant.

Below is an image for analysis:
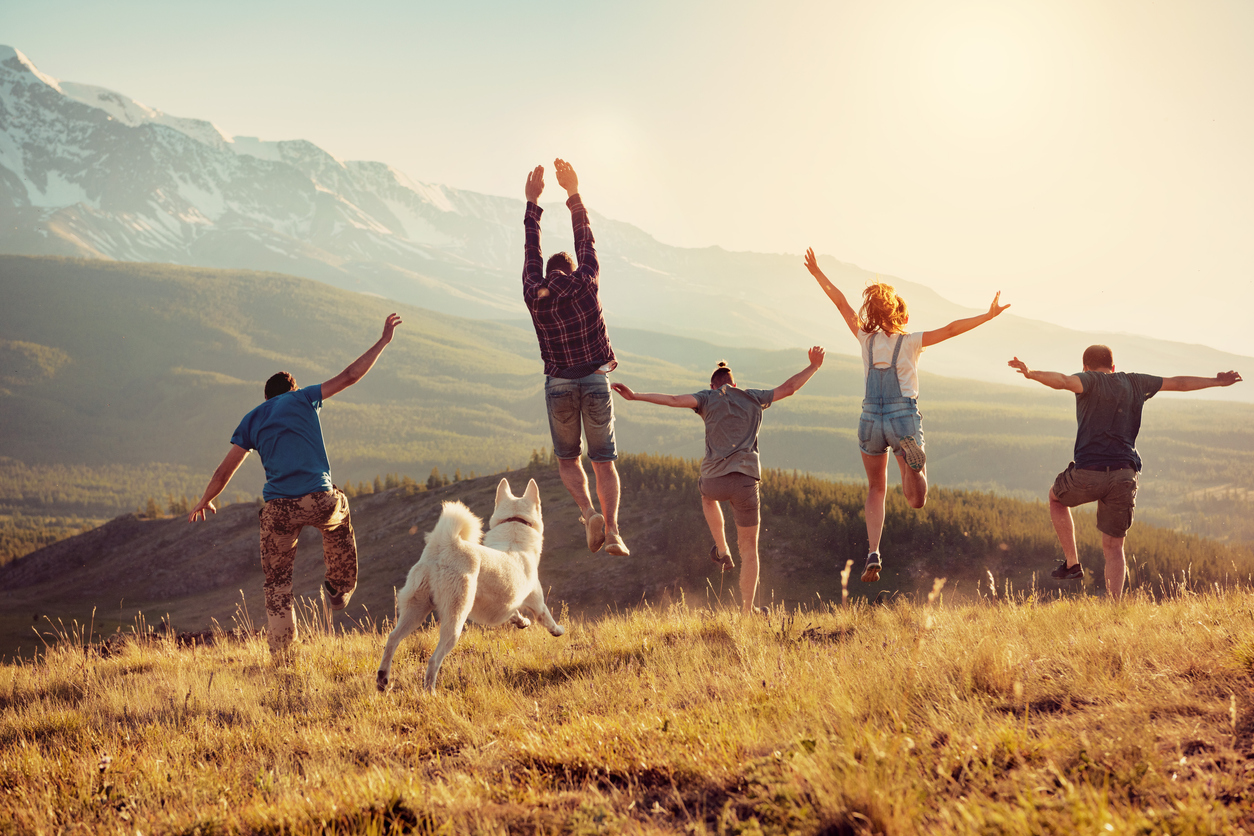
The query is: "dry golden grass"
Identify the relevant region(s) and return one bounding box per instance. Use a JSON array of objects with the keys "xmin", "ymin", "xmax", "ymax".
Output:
[{"xmin": 1, "ymin": 585, "xmax": 1252, "ymax": 835}]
